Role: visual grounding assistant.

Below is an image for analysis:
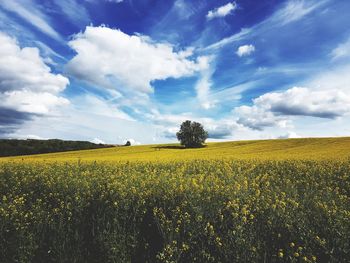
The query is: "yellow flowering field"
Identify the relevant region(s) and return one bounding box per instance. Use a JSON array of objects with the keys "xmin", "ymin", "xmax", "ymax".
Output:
[
  {"xmin": 2, "ymin": 137, "xmax": 350, "ymax": 162},
  {"xmin": 0, "ymin": 137, "xmax": 350, "ymax": 262}
]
